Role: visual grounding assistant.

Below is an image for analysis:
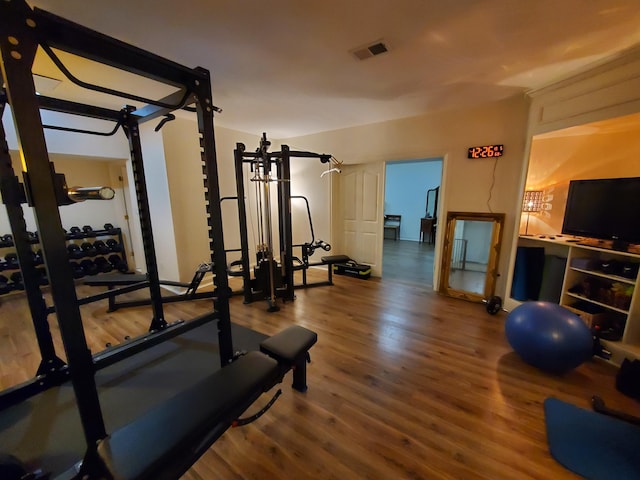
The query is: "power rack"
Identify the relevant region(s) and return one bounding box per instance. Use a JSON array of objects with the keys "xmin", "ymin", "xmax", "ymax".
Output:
[{"xmin": 0, "ymin": 2, "xmax": 316, "ymax": 478}]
